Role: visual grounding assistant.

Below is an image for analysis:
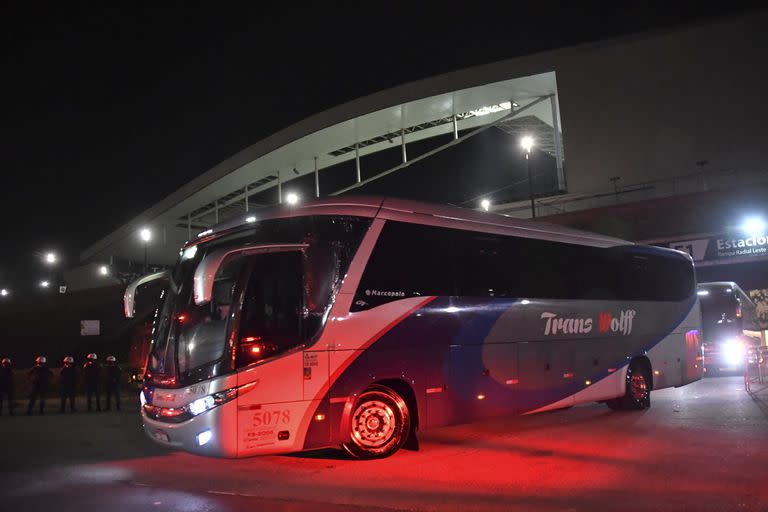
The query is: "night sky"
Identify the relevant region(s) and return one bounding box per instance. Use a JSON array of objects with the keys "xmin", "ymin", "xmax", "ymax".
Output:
[{"xmin": 0, "ymin": 3, "xmax": 754, "ymax": 295}]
